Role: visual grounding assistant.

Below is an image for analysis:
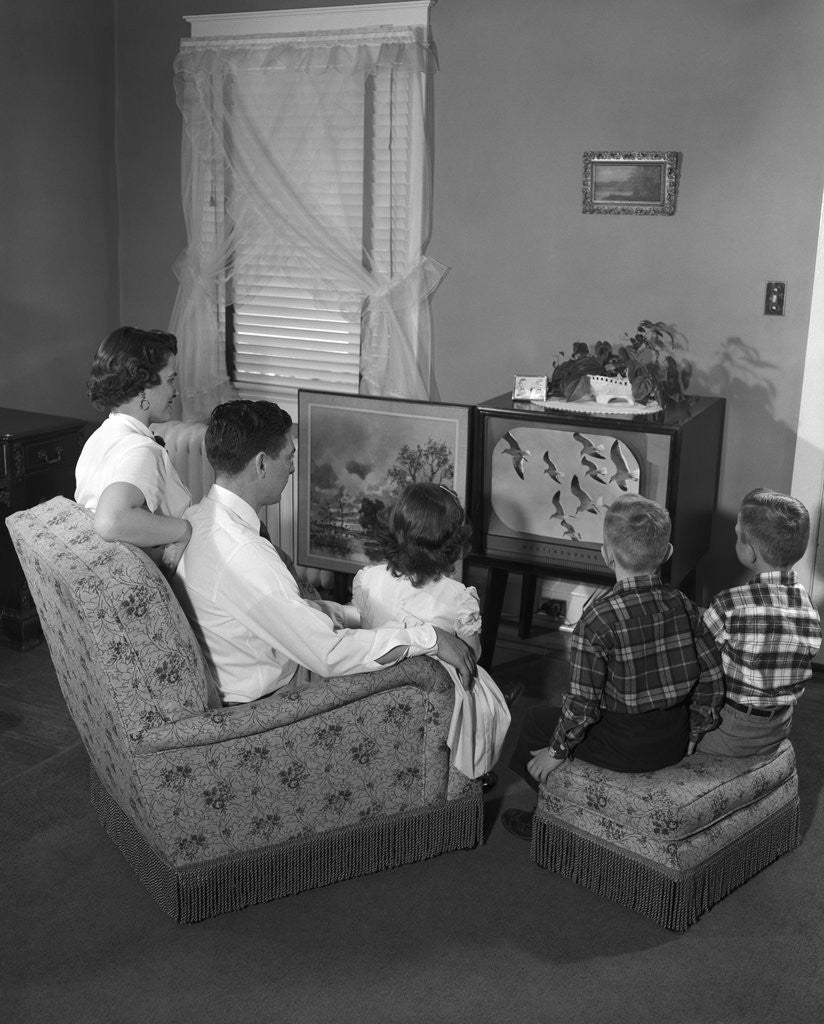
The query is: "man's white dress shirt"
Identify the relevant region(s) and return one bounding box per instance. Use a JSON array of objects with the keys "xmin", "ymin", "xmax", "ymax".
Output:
[
  {"xmin": 173, "ymin": 485, "xmax": 438, "ymax": 703},
  {"xmin": 75, "ymin": 412, "xmax": 191, "ymax": 516}
]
